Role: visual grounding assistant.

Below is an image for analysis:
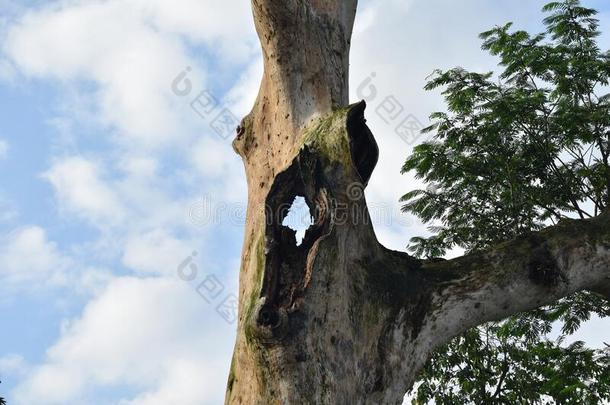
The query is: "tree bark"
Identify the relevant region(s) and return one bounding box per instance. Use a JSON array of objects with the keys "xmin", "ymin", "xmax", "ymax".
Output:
[{"xmin": 225, "ymin": 1, "xmax": 610, "ymax": 404}]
